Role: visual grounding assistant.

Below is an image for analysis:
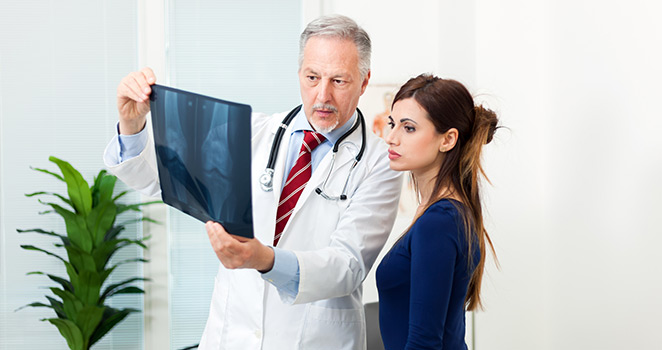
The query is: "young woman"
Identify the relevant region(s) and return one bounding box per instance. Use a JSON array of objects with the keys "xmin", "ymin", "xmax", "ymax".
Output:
[{"xmin": 376, "ymin": 74, "xmax": 498, "ymax": 349}]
